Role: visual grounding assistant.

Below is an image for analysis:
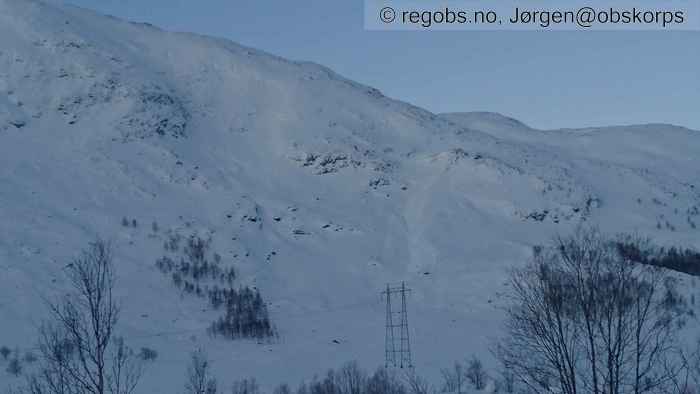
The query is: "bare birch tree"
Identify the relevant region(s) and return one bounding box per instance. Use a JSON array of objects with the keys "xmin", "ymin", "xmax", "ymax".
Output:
[
  {"xmin": 495, "ymin": 227, "xmax": 689, "ymax": 394},
  {"xmin": 184, "ymin": 348, "xmax": 217, "ymax": 394},
  {"xmin": 28, "ymin": 240, "xmax": 142, "ymax": 394}
]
